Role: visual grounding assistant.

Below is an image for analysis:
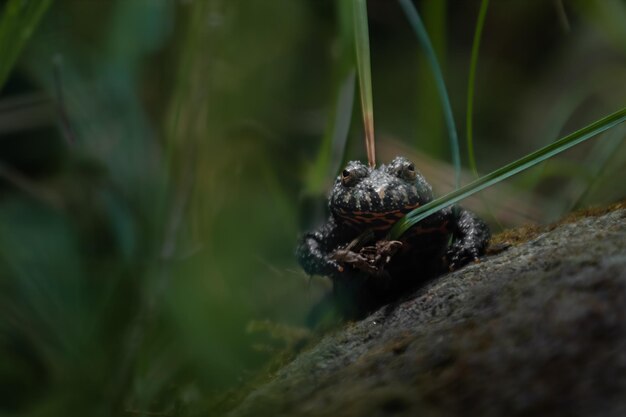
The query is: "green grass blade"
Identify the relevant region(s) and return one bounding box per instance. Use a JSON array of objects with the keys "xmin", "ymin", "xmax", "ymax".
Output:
[
  {"xmin": 304, "ymin": 1, "xmax": 356, "ymax": 195},
  {"xmin": 413, "ymin": 0, "xmax": 446, "ymax": 157},
  {"xmin": 390, "ymin": 107, "xmax": 626, "ymax": 239},
  {"xmin": 398, "ymin": 0, "xmax": 461, "ymax": 188},
  {"xmin": 306, "ymin": 69, "xmax": 356, "ymax": 194},
  {"xmin": 466, "ymin": 0, "xmax": 490, "ymax": 177},
  {"xmin": 0, "ymin": 0, "xmax": 53, "ymax": 92},
  {"xmin": 353, "ymin": 0, "xmax": 376, "ymax": 167},
  {"xmin": 463, "ymin": 0, "xmax": 502, "ymax": 229}
]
